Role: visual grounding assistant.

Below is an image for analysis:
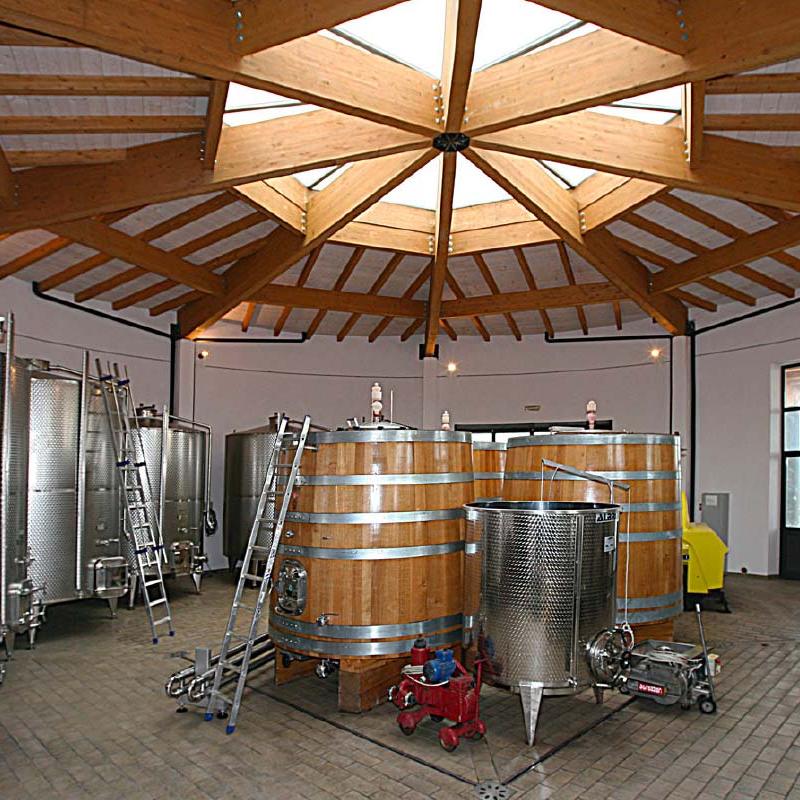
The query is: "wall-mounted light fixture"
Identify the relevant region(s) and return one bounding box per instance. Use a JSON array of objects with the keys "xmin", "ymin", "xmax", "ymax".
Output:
[
  {"xmin": 197, "ymin": 349, "xmax": 210, "ymax": 360},
  {"xmin": 446, "ymin": 361, "xmax": 458, "ymax": 375}
]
